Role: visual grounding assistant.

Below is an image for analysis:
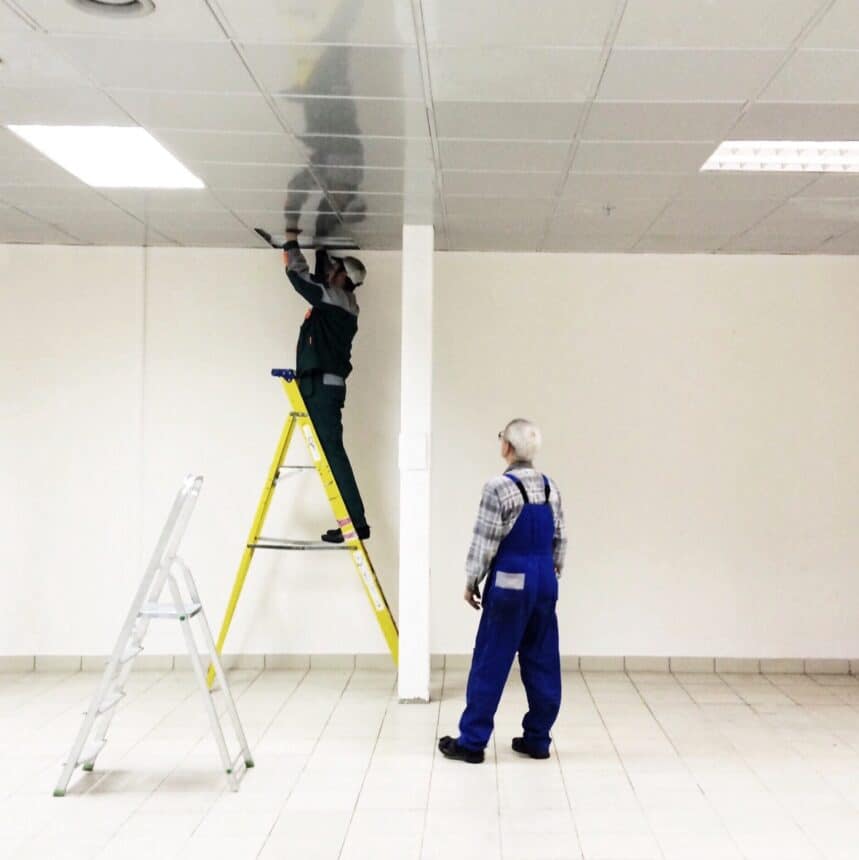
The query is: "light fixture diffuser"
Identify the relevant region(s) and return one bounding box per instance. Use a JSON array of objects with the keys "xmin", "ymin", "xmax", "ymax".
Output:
[
  {"xmin": 7, "ymin": 125, "xmax": 204, "ymax": 188},
  {"xmin": 702, "ymin": 141, "xmax": 859, "ymax": 173}
]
